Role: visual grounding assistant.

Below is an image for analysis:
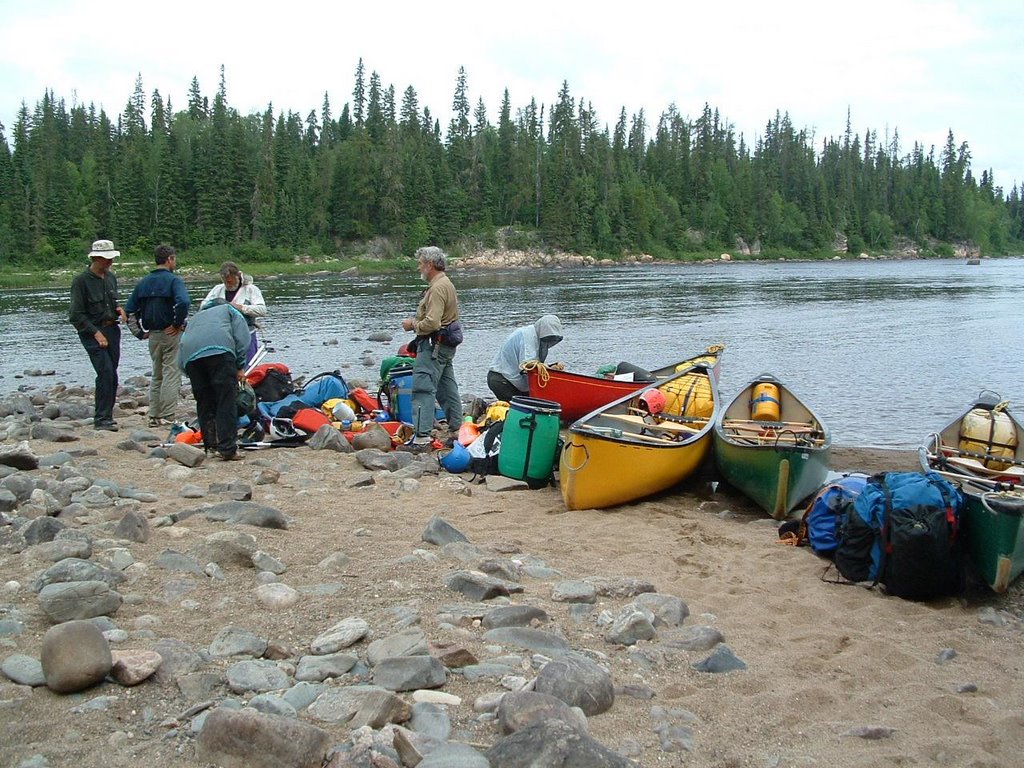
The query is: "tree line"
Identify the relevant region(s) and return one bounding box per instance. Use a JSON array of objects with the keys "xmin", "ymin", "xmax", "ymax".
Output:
[{"xmin": 1, "ymin": 60, "xmax": 1021, "ymax": 268}]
